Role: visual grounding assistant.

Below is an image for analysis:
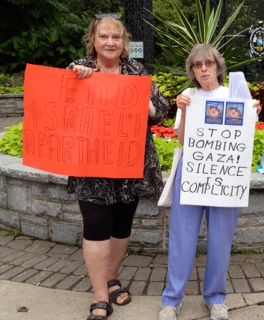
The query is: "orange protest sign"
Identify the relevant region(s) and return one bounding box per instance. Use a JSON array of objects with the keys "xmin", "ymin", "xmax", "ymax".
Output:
[{"xmin": 23, "ymin": 64, "xmax": 152, "ymax": 178}]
